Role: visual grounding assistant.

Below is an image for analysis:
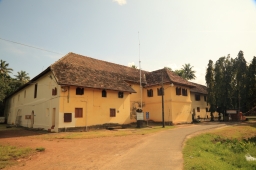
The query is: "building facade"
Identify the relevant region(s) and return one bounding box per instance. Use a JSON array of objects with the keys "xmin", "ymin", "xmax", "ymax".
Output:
[{"xmin": 5, "ymin": 52, "xmax": 200, "ymax": 132}]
